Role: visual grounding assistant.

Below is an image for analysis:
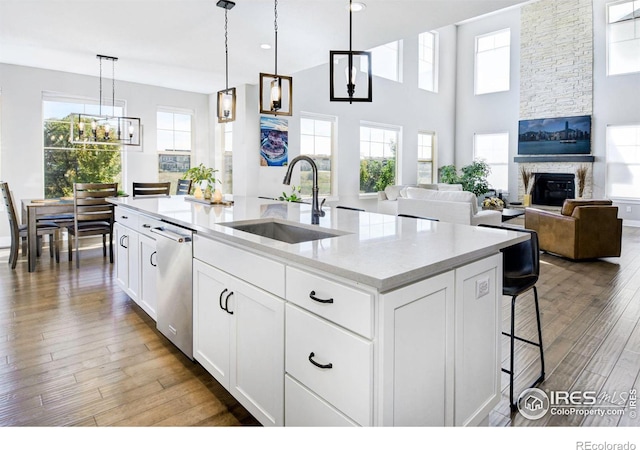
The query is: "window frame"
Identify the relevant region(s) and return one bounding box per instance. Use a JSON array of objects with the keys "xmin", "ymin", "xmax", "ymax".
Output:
[
  {"xmin": 417, "ymin": 131, "xmax": 436, "ymax": 185},
  {"xmin": 474, "ymin": 28, "xmax": 511, "ymax": 95},
  {"xmin": 299, "ymin": 113, "xmax": 337, "ymax": 198},
  {"xmin": 605, "ymin": 123, "xmax": 640, "ymax": 201},
  {"xmin": 418, "ymin": 31, "xmax": 439, "ymax": 92},
  {"xmin": 157, "ymin": 107, "xmax": 194, "ymax": 189},
  {"xmin": 359, "ymin": 121, "xmax": 402, "ymax": 196},
  {"xmin": 368, "ymin": 40, "xmax": 403, "ymax": 83},
  {"xmin": 473, "ymin": 132, "xmax": 509, "ymax": 192},
  {"xmin": 606, "ymin": 0, "xmax": 640, "ymax": 76}
]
